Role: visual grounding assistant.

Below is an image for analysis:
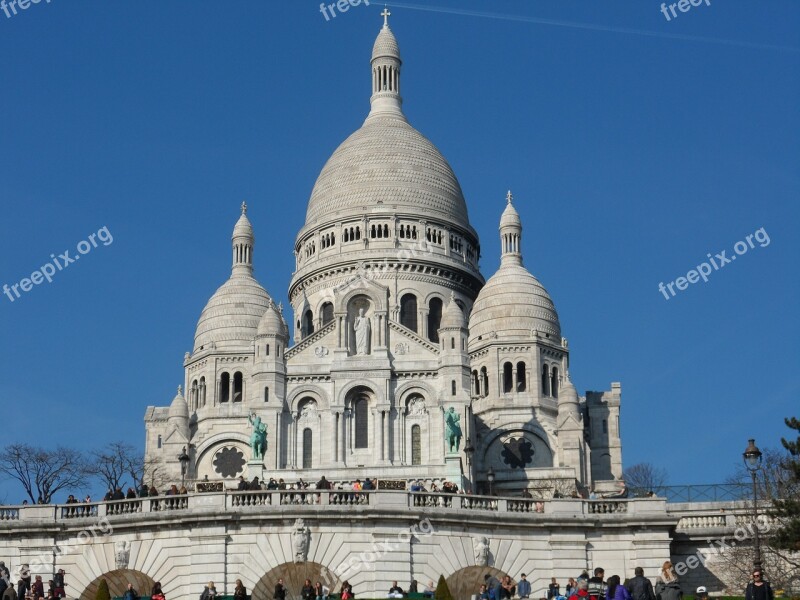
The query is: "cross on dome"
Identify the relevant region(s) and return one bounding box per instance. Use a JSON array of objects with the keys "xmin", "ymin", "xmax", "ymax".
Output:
[{"xmin": 381, "ymin": 6, "xmax": 391, "ymax": 27}]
